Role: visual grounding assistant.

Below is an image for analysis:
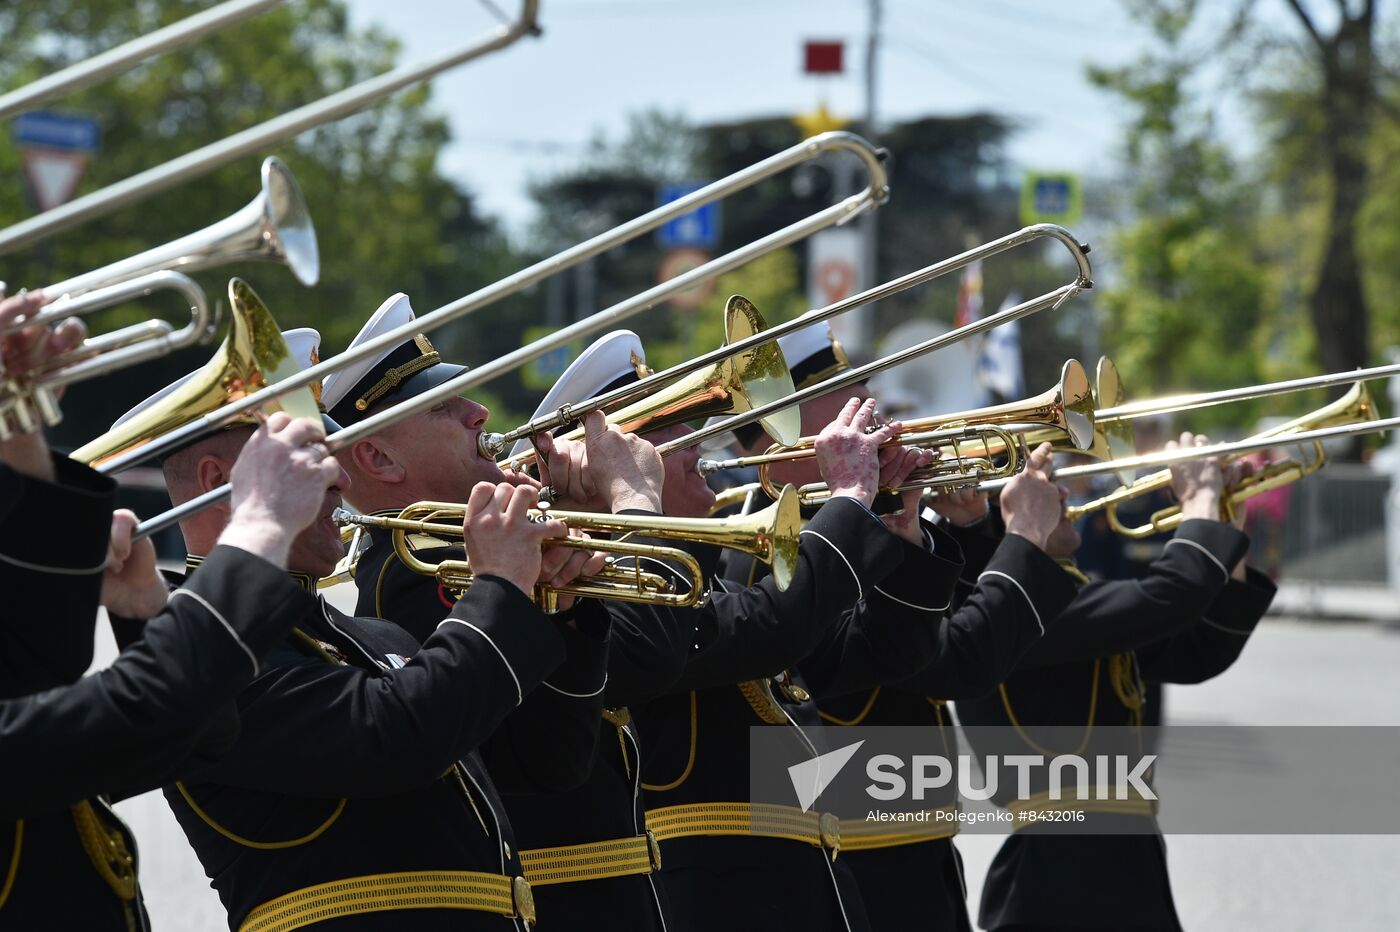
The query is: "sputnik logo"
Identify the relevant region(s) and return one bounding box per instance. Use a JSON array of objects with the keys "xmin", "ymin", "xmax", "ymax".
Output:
[{"xmin": 787, "ymin": 740, "xmax": 865, "ymax": 812}]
